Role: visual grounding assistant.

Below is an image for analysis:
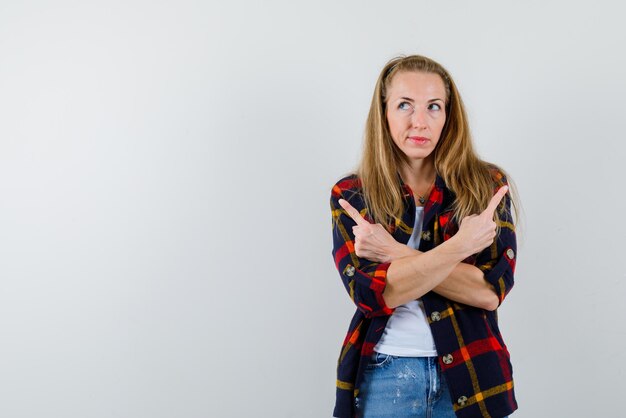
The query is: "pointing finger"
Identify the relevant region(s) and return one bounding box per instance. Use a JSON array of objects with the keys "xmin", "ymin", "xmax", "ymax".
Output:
[
  {"xmin": 482, "ymin": 186, "xmax": 509, "ymax": 217},
  {"xmin": 338, "ymin": 198, "xmax": 370, "ymax": 226}
]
